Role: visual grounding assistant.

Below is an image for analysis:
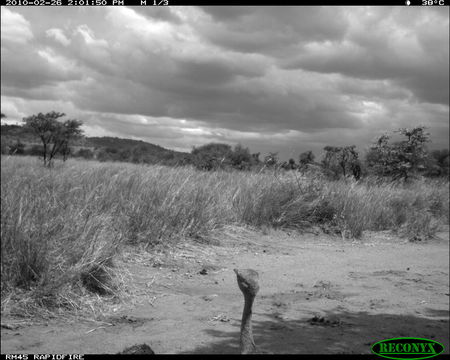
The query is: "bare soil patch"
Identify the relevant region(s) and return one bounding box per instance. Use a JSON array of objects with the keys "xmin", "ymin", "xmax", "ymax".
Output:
[{"xmin": 1, "ymin": 227, "xmax": 449, "ymax": 354}]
